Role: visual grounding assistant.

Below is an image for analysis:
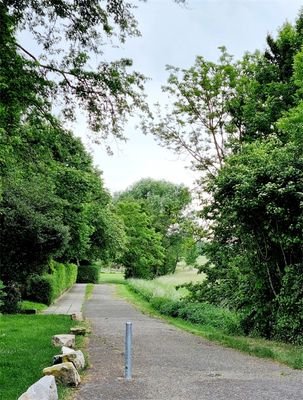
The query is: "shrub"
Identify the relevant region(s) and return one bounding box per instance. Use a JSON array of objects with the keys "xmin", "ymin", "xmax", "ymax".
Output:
[
  {"xmin": 48, "ymin": 261, "xmax": 78, "ymax": 300},
  {"xmin": 0, "ymin": 280, "xmax": 5, "ymax": 310},
  {"xmin": 1, "ymin": 282, "xmax": 21, "ymax": 314},
  {"xmin": 26, "ymin": 275, "xmax": 53, "ymax": 305},
  {"xmin": 77, "ymin": 264, "xmax": 99, "ymax": 283},
  {"xmin": 274, "ymin": 265, "xmax": 303, "ymax": 344},
  {"xmin": 26, "ymin": 261, "xmax": 78, "ymax": 305},
  {"xmin": 176, "ymin": 302, "xmax": 242, "ymax": 335}
]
